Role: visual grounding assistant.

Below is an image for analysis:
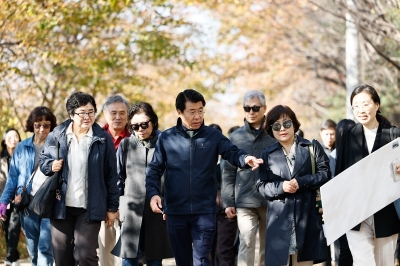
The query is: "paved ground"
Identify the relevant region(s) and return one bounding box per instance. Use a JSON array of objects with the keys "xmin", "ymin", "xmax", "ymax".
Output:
[{"xmin": 15, "ymin": 231, "xmax": 328, "ymax": 265}]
